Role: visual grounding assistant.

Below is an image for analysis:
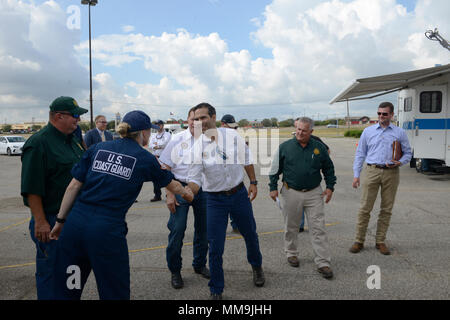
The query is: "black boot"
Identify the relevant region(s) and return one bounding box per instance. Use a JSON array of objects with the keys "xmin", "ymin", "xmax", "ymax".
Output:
[{"xmin": 252, "ymin": 266, "xmax": 265, "ymax": 287}]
